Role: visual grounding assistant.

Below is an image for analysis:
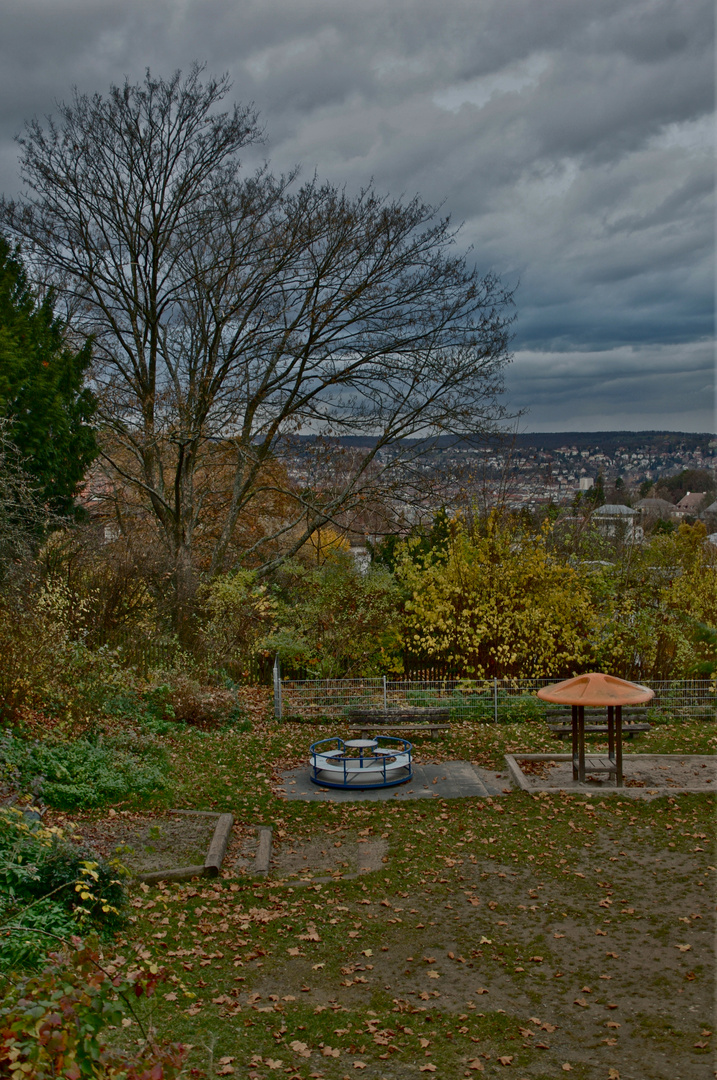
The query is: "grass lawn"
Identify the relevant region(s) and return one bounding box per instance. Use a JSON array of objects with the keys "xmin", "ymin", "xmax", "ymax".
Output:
[{"xmin": 58, "ymin": 707, "xmax": 716, "ymax": 1080}]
